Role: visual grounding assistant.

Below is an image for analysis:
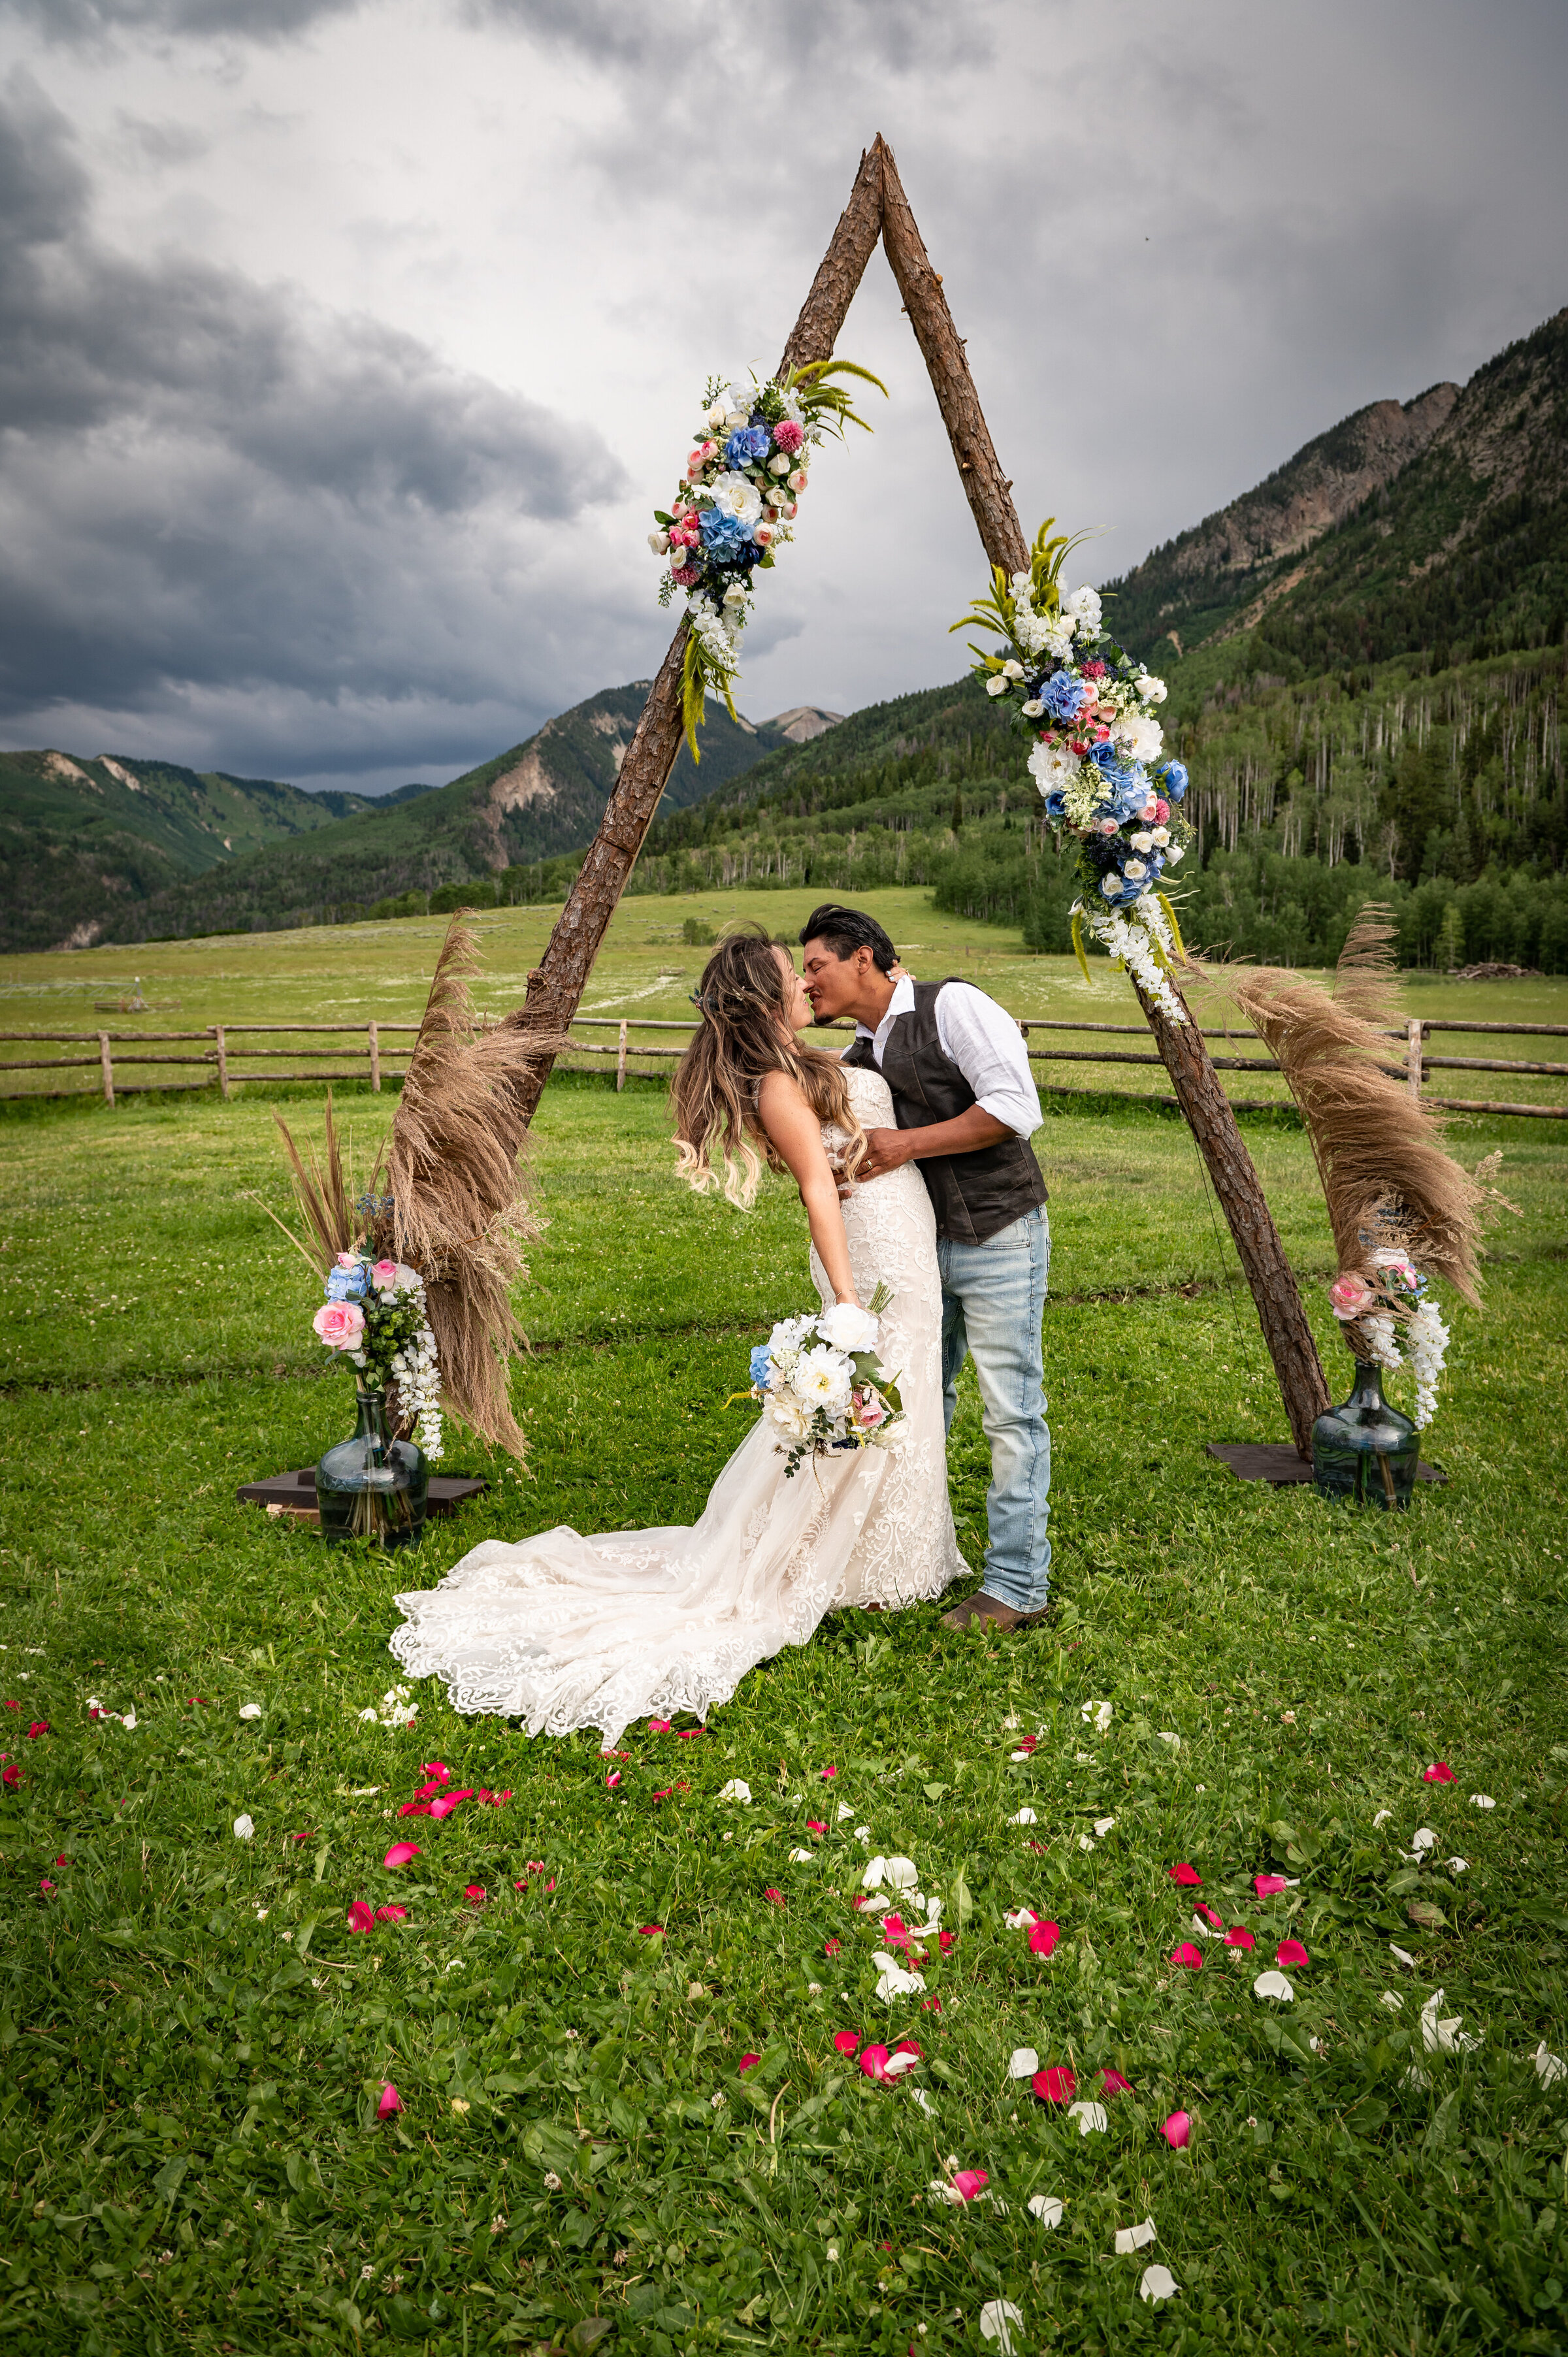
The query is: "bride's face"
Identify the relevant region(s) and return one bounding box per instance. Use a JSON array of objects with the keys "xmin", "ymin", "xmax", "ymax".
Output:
[{"xmin": 772, "ymin": 945, "xmax": 815, "ymax": 1034}]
